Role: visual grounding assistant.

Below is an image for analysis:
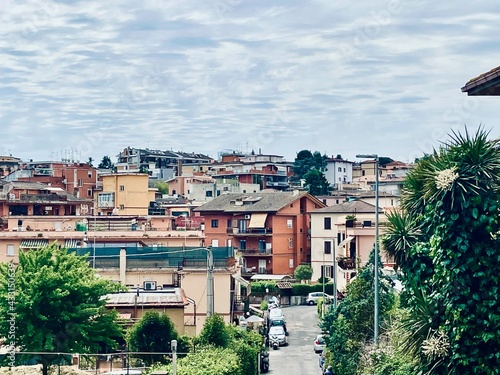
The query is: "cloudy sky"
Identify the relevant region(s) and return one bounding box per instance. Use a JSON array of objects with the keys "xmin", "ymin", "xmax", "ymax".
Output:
[{"xmin": 1, "ymin": 0, "xmax": 499, "ymax": 164}]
